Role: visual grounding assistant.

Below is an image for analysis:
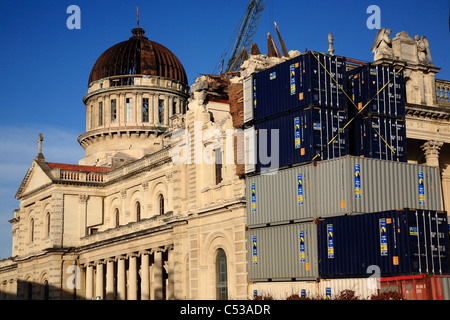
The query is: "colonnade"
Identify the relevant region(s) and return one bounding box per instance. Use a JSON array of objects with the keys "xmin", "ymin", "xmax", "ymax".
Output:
[{"xmin": 83, "ymin": 246, "xmax": 173, "ymax": 300}]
